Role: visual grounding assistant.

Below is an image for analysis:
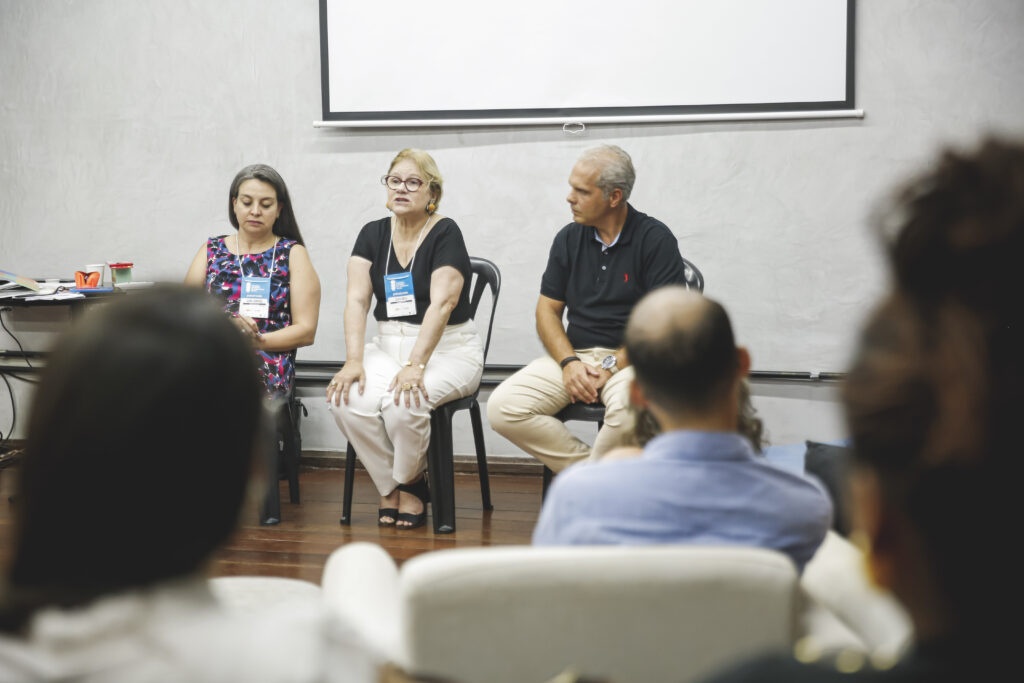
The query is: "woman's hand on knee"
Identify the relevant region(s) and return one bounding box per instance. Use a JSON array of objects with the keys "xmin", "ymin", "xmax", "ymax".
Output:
[
  {"xmin": 388, "ymin": 366, "xmax": 428, "ymax": 408},
  {"xmin": 327, "ymin": 361, "xmax": 365, "ymax": 406}
]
